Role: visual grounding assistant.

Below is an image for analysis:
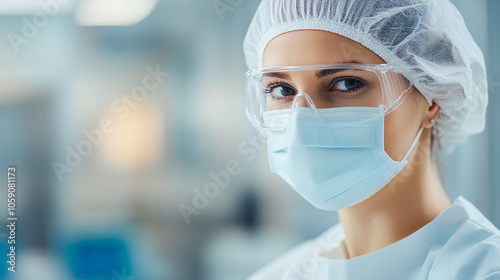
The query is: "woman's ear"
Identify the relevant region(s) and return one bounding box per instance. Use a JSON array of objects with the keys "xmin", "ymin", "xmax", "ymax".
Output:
[{"xmin": 421, "ymin": 101, "xmax": 440, "ymax": 129}]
